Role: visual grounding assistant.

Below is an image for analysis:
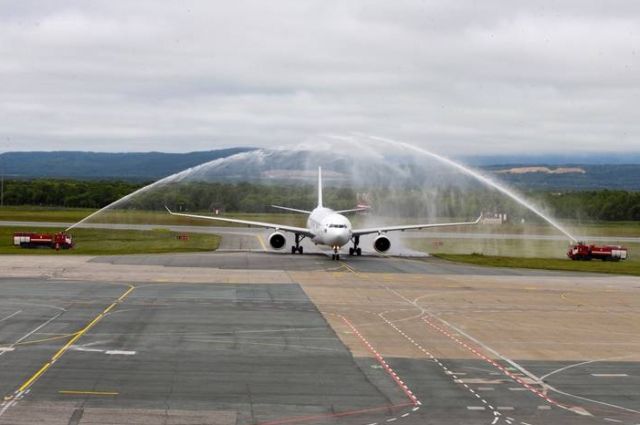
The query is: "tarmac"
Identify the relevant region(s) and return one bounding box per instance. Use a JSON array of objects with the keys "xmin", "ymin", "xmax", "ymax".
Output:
[{"xmin": 0, "ymin": 230, "xmax": 639, "ymax": 425}]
